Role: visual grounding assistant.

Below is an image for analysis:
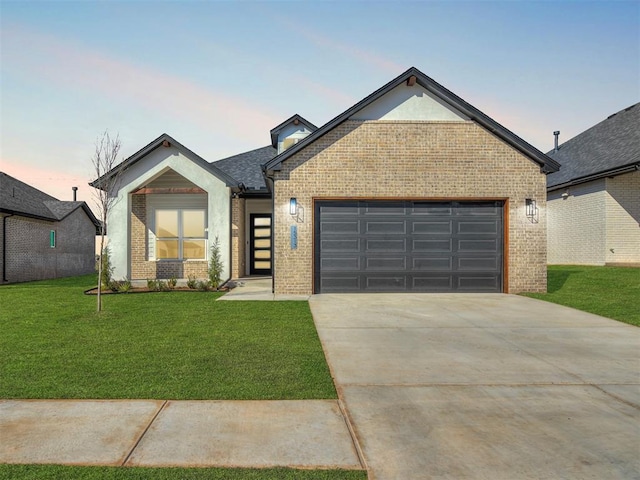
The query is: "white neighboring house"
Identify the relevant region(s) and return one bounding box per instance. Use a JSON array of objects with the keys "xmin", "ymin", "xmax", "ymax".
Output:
[{"xmin": 546, "ymin": 103, "xmax": 640, "ymax": 265}]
